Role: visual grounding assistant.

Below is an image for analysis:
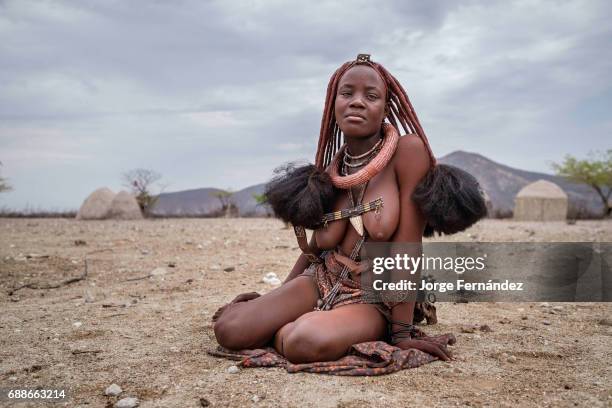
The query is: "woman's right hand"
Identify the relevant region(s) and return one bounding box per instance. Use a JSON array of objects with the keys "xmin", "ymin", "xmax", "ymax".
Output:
[
  {"xmin": 395, "ymin": 338, "xmax": 453, "ymax": 361},
  {"xmin": 211, "ymin": 292, "xmax": 261, "ymax": 322}
]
